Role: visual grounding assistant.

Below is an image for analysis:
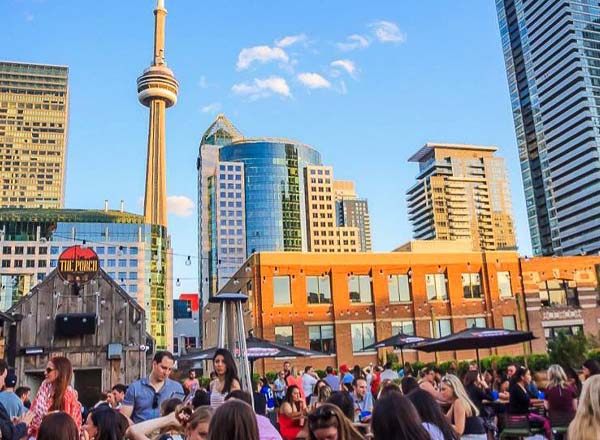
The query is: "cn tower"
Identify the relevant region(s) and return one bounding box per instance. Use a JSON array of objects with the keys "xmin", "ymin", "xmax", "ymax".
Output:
[{"xmin": 137, "ymin": 0, "xmax": 178, "ymax": 227}]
